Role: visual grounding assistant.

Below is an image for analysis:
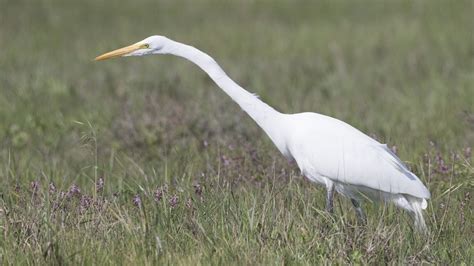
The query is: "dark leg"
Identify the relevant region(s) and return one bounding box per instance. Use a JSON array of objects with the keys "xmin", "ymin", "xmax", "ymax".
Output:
[
  {"xmin": 351, "ymin": 198, "xmax": 366, "ymax": 224},
  {"xmin": 325, "ymin": 183, "xmax": 335, "ymax": 213}
]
